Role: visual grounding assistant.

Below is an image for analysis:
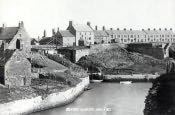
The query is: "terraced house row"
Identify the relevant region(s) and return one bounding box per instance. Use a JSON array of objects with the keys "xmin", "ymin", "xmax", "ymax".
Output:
[{"xmin": 39, "ymin": 21, "xmax": 175, "ymax": 46}]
